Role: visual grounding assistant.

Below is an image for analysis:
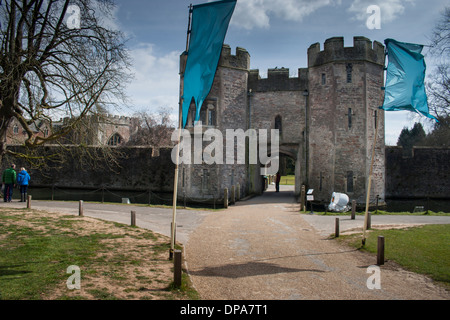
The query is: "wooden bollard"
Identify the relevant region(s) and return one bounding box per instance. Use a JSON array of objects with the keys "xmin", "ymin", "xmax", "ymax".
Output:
[
  {"xmin": 351, "ymin": 200, "xmax": 356, "ymax": 220},
  {"xmin": 300, "ymin": 185, "xmax": 306, "ymax": 212},
  {"xmin": 377, "ymin": 236, "xmax": 385, "ymax": 265},
  {"xmin": 131, "ymin": 211, "xmax": 136, "ymax": 227},
  {"xmin": 79, "ymin": 200, "xmax": 84, "ymax": 217},
  {"xmin": 231, "ymin": 185, "xmax": 235, "ymax": 205},
  {"xmin": 27, "ymin": 195, "xmax": 32, "ymax": 209},
  {"xmin": 335, "ymin": 218, "xmax": 340, "ymax": 238},
  {"xmin": 173, "ymin": 250, "xmax": 182, "ymax": 287},
  {"xmin": 224, "ymin": 188, "xmax": 228, "ymax": 209}
]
